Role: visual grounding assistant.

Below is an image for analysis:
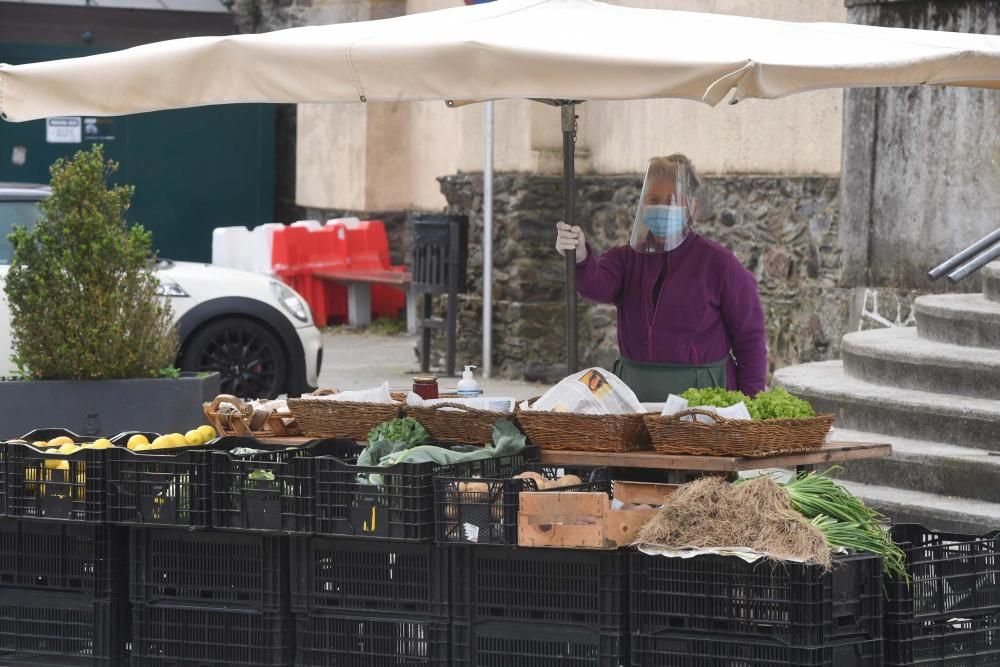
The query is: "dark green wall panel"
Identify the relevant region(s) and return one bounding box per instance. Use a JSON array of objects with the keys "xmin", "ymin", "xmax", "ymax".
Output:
[{"xmin": 0, "ymin": 42, "xmax": 275, "ymax": 262}]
